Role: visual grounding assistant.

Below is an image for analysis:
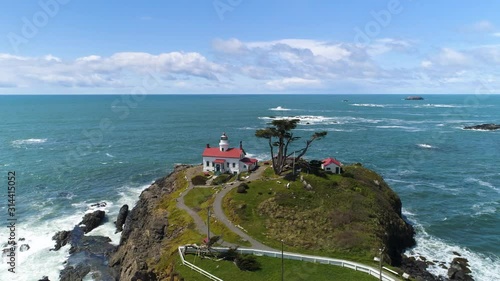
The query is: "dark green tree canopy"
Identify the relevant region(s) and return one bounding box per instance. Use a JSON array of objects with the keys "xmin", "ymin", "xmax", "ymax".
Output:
[{"xmin": 256, "ymin": 119, "xmax": 327, "ymax": 175}]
